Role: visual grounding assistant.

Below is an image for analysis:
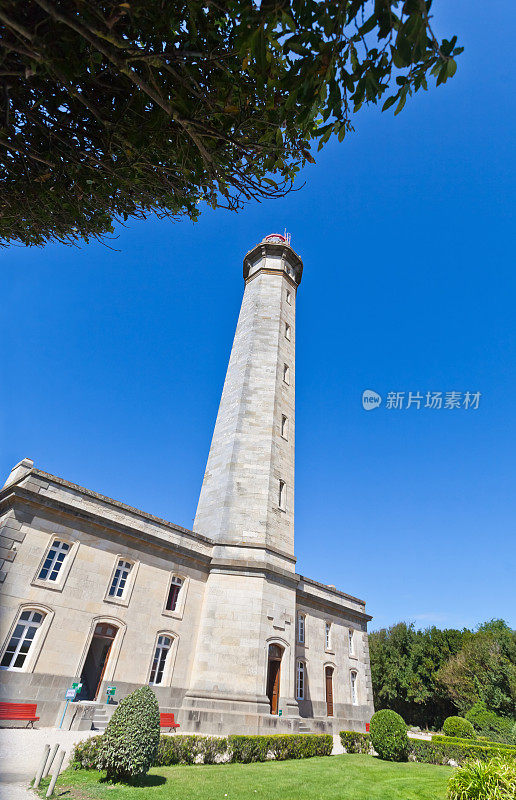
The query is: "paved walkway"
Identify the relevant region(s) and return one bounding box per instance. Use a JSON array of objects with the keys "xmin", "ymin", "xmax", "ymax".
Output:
[{"xmin": 0, "ymin": 727, "xmax": 95, "ymax": 799}]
